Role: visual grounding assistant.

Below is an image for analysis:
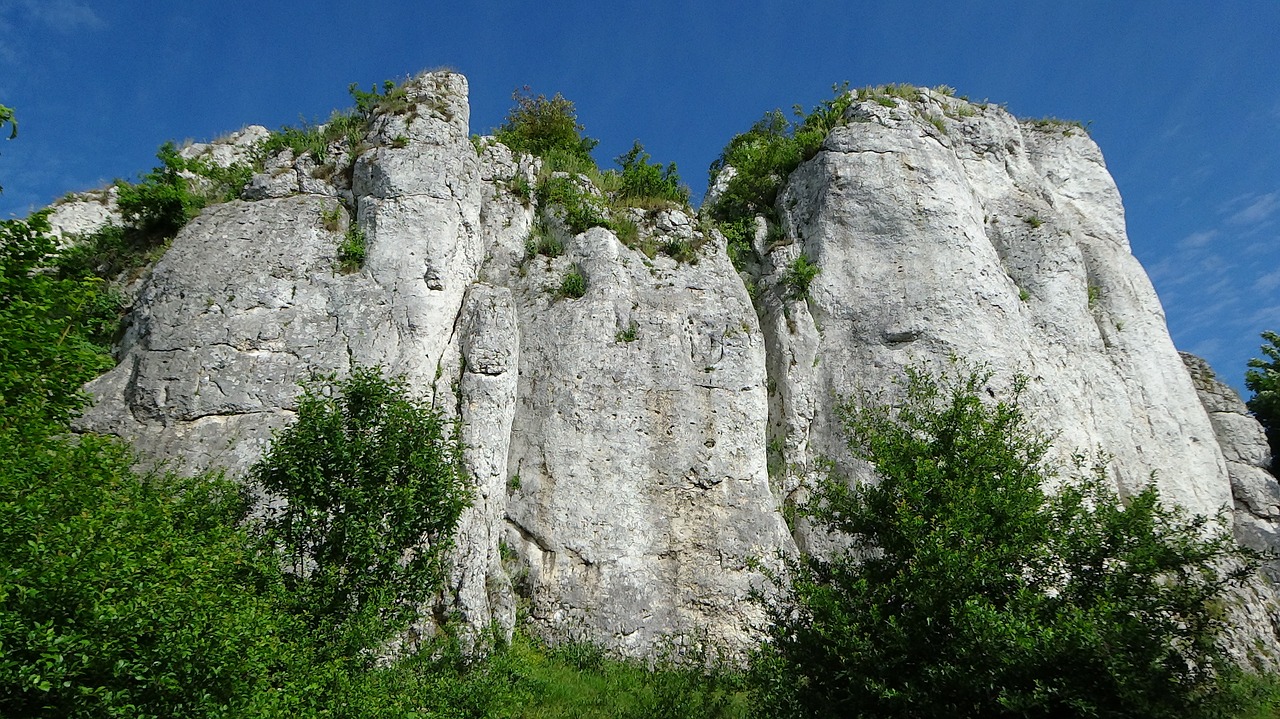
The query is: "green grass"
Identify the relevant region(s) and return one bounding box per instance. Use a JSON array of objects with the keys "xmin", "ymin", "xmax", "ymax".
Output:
[{"xmin": 558, "ymin": 265, "xmax": 588, "ymax": 299}]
